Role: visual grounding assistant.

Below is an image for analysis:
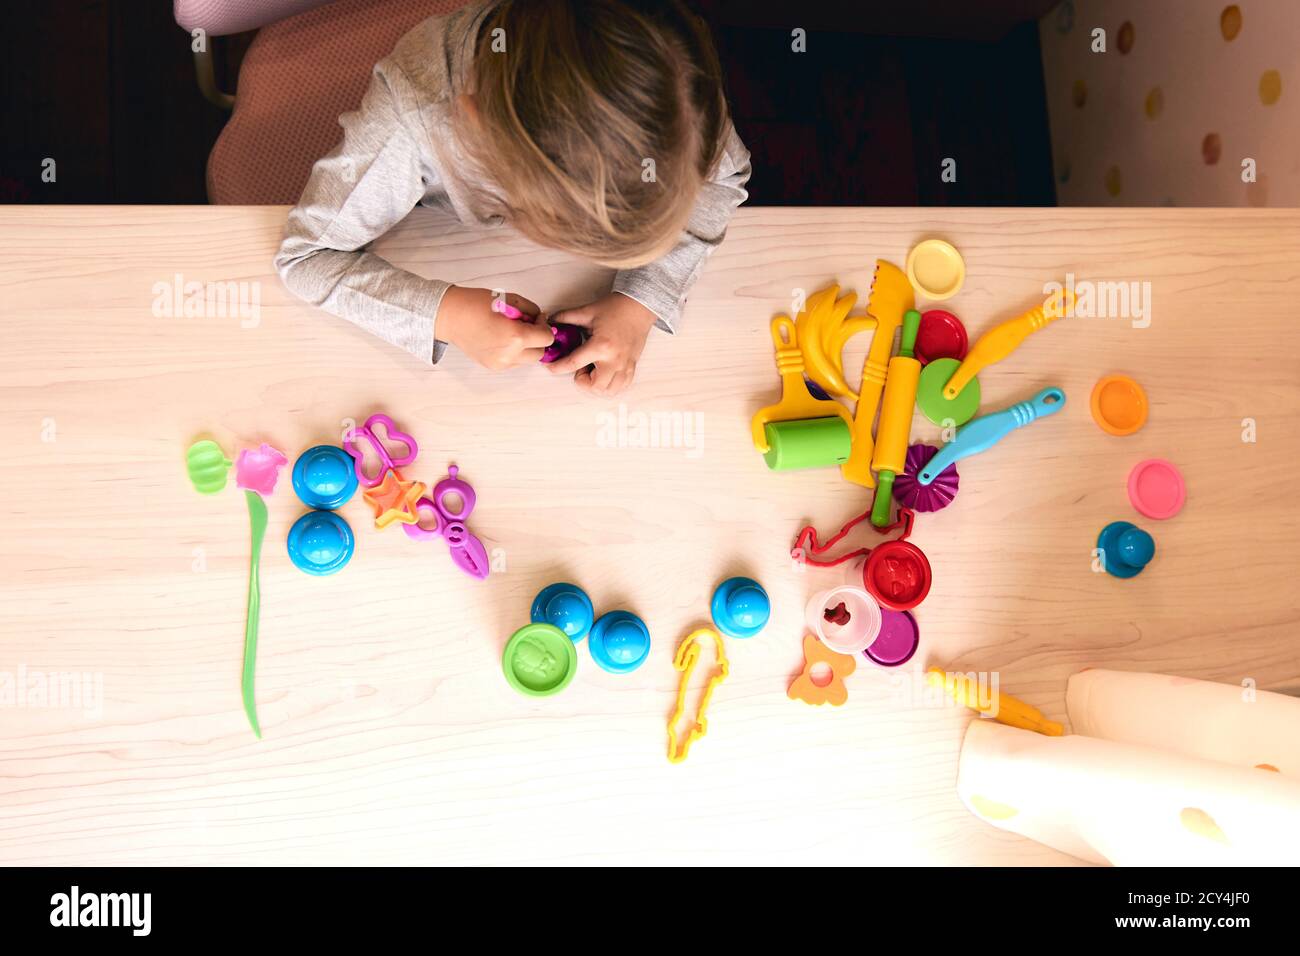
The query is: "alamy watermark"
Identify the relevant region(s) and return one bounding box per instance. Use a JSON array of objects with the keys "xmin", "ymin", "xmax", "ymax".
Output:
[
  {"xmin": 596, "ymin": 403, "xmax": 704, "ymax": 458},
  {"xmin": 1045, "ymin": 273, "xmax": 1151, "ymax": 328},
  {"xmin": 890, "ymin": 669, "xmax": 1002, "ymax": 717},
  {"xmin": 0, "ymin": 665, "xmax": 103, "ymax": 719},
  {"xmin": 152, "ymin": 272, "xmax": 260, "ymax": 328}
]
